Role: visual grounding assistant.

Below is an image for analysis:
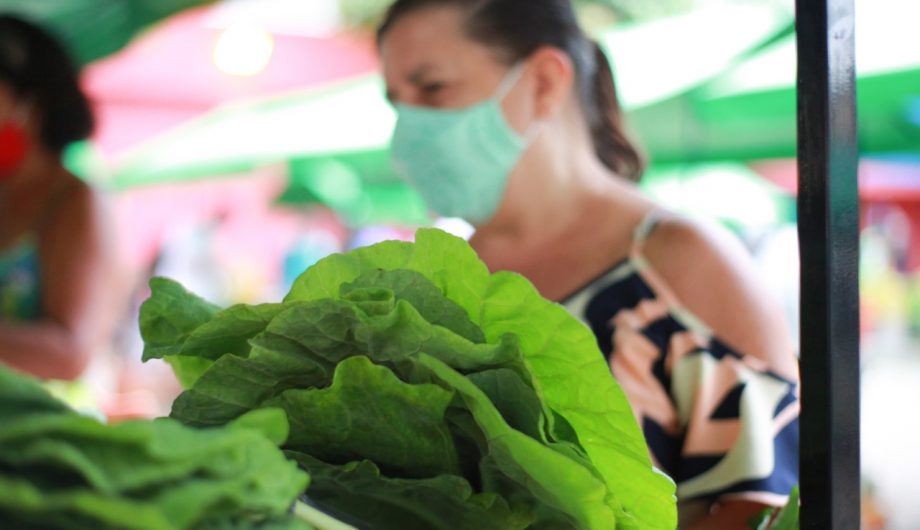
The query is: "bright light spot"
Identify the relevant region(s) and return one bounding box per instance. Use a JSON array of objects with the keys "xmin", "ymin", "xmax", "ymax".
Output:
[
  {"xmin": 214, "ymin": 25, "xmax": 274, "ymax": 77},
  {"xmin": 433, "ymin": 218, "xmax": 475, "ymax": 240}
]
